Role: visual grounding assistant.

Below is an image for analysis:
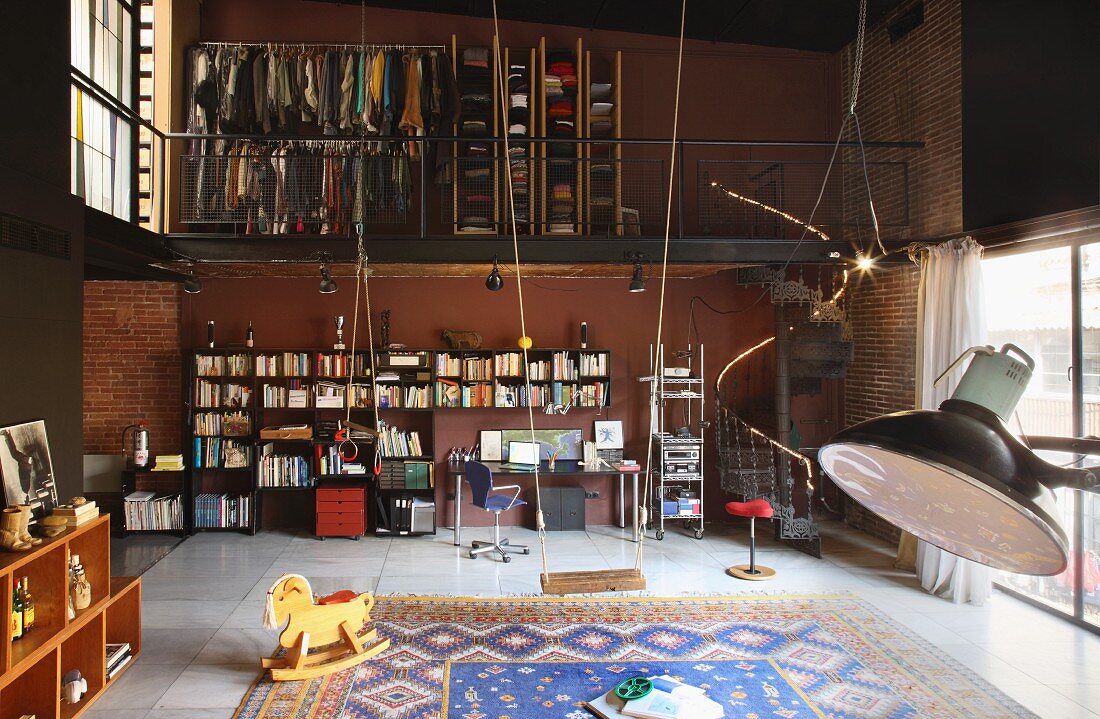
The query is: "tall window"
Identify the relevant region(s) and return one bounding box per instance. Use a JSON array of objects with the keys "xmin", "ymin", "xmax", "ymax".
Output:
[
  {"xmin": 985, "ymin": 238, "xmax": 1100, "ymax": 629},
  {"xmin": 70, "ymin": 0, "xmax": 136, "ymax": 221}
]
